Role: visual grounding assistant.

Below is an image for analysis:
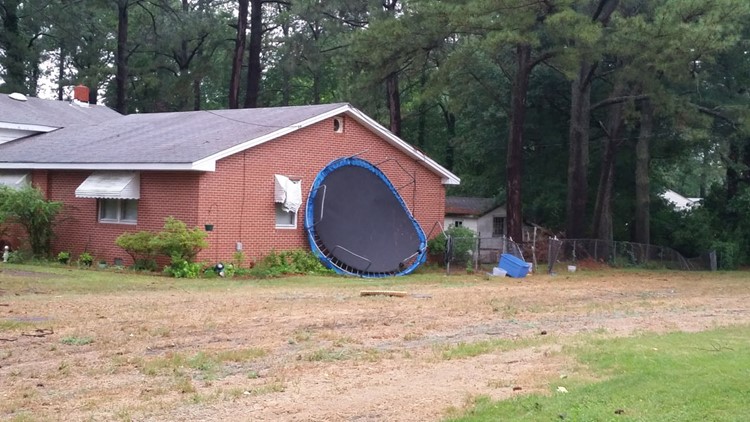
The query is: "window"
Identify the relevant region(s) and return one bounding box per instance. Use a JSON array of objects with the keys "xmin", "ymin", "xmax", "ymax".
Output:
[
  {"xmin": 274, "ymin": 175, "xmax": 301, "ymax": 229},
  {"xmin": 492, "ymin": 217, "xmax": 505, "ymax": 237},
  {"xmin": 99, "ymin": 199, "xmax": 138, "ymax": 224},
  {"xmin": 454, "ymin": 220, "xmax": 463, "ymax": 228},
  {"xmin": 275, "ymin": 203, "xmax": 297, "ymax": 228}
]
